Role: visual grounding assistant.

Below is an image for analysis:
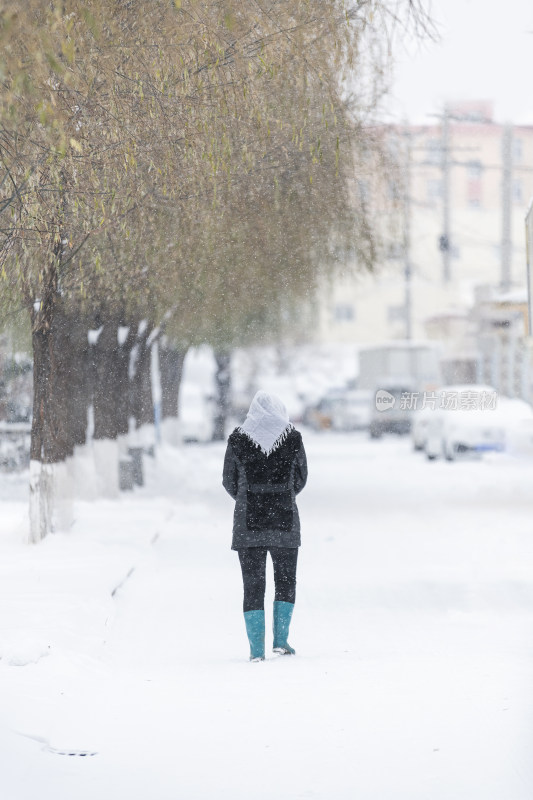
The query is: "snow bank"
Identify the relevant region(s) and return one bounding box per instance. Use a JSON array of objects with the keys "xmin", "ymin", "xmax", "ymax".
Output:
[{"xmin": 0, "ymin": 637, "xmax": 50, "ymax": 666}]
